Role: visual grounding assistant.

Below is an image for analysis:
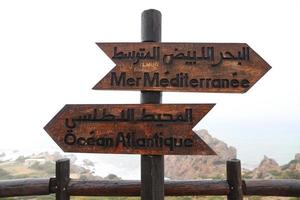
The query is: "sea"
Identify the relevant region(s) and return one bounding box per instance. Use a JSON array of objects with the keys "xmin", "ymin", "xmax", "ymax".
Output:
[{"xmin": 1, "ymin": 130, "xmax": 299, "ymax": 180}]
